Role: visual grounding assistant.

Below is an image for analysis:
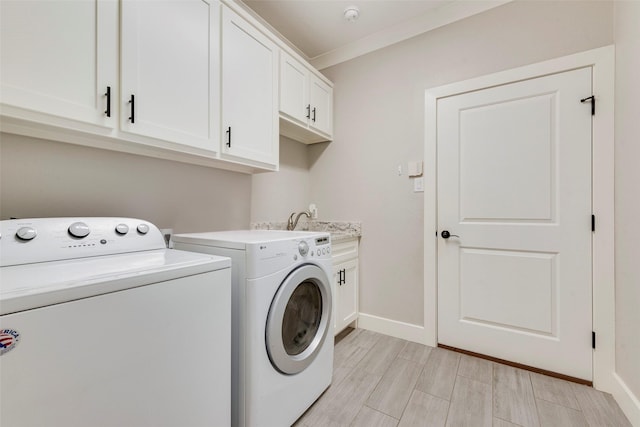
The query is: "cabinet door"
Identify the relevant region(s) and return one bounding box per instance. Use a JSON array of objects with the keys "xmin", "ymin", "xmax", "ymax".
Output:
[
  {"xmin": 309, "ymin": 76, "xmax": 333, "ymax": 136},
  {"xmin": 279, "ymin": 52, "xmax": 309, "ymax": 126},
  {"xmin": 121, "ymin": 0, "xmax": 219, "ymax": 152},
  {"xmin": 0, "ymin": 0, "xmax": 117, "ymax": 128},
  {"xmin": 221, "ymin": 6, "xmax": 278, "ymax": 167},
  {"xmin": 335, "ymin": 259, "xmax": 359, "ymax": 334}
]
